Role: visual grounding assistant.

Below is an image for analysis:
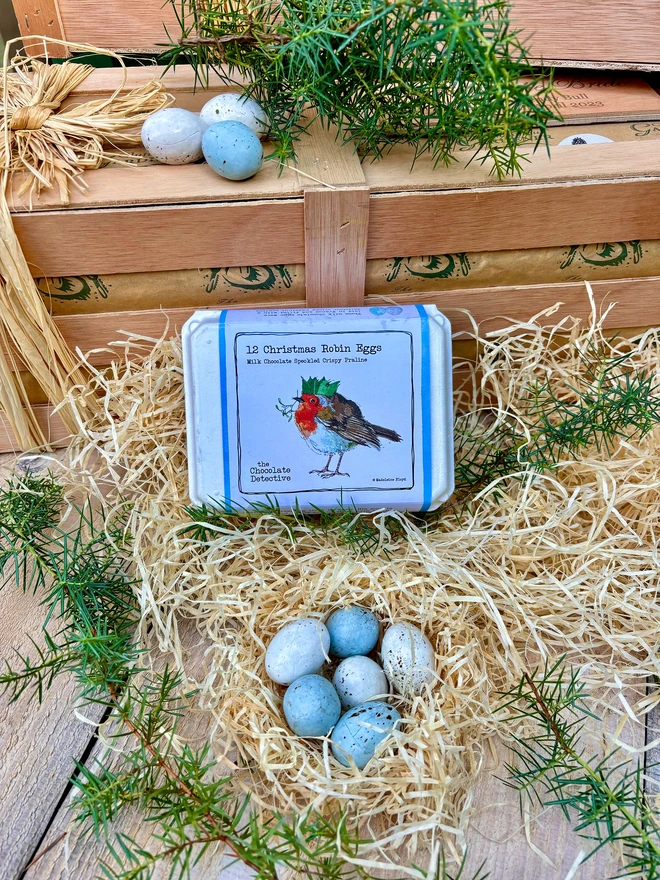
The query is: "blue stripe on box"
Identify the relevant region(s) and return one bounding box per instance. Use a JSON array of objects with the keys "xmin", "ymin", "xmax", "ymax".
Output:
[
  {"xmin": 415, "ymin": 304, "xmax": 432, "ymax": 512},
  {"xmin": 218, "ymin": 310, "xmax": 231, "ymax": 512}
]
